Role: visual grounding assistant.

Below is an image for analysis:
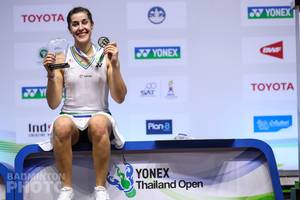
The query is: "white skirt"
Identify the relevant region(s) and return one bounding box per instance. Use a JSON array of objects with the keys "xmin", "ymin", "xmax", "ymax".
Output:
[{"xmin": 38, "ymin": 111, "xmax": 125, "ymax": 151}]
